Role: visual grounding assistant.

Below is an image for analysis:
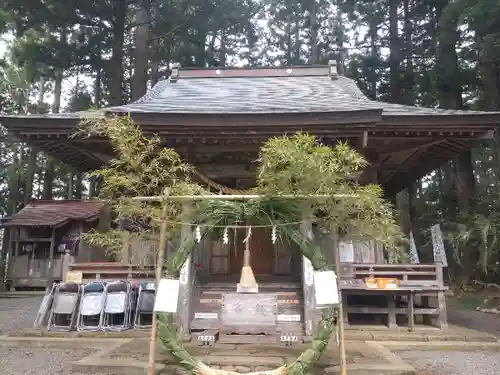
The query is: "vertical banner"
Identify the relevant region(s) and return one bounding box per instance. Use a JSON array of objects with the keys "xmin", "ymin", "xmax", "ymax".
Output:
[
  {"xmin": 430, "ymin": 224, "xmax": 448, "ymax": 267},
  {"xmin": 409, "ymin": 231, "xmax": 420, "ymax": 264},
  {"xmin": 303, "ymin": 256, "xmax": 314, "ymax": 286}
]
